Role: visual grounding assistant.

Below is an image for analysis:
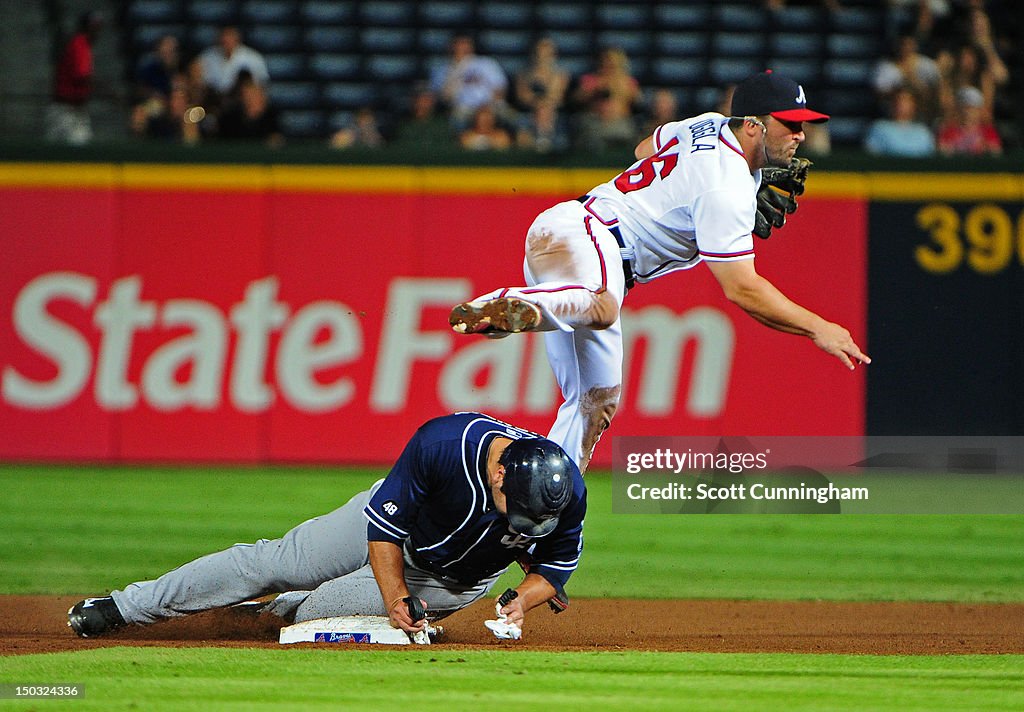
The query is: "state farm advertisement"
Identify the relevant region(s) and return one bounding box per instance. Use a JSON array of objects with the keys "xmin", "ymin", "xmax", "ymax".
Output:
[{"xmin": 0, "ymin": 181, "xmax": 866, "ymax": 466}]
